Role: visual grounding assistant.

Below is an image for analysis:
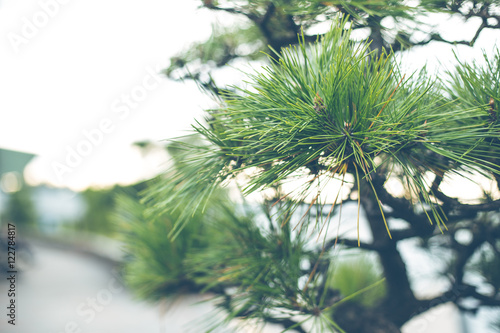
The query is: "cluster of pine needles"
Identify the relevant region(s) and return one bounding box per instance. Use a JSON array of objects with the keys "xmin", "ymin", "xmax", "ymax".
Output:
[{"xmin": 144, "ymin": 17, "xmax": 500, "ymax": 243}]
